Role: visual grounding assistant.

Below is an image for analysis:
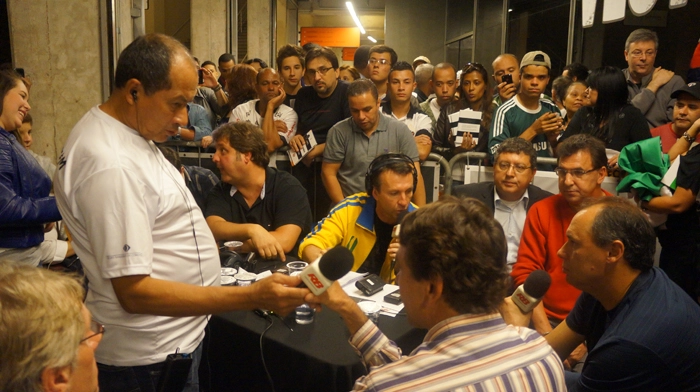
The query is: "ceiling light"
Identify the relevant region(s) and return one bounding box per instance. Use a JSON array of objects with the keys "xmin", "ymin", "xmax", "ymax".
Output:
[
  {"xmin": 346, "ymin": 2, "xmax": 366, "ymax": 35},
  {"xmin": 367, "ymin": 36, "xmax": 377, "ymax": 43}
]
